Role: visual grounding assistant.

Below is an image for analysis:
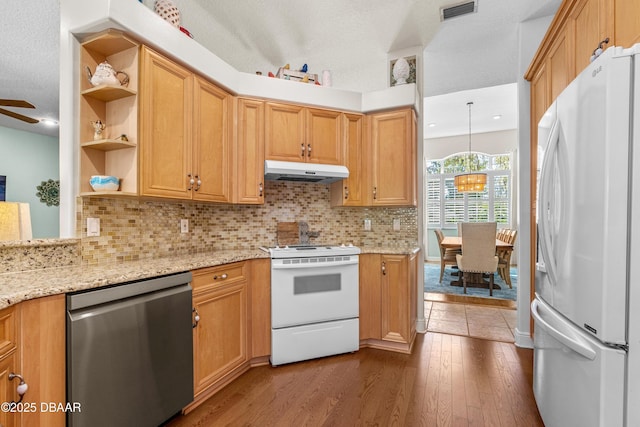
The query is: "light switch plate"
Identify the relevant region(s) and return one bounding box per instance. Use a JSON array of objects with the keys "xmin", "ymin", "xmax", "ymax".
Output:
[
  {"xmin": 364, "ymin": 219, "xmax": 371, "ymax": 231},
  {"xmin": 180, "ymin": 219, "xmax": 189, "ymax": 233},
  {"xmin": 87, "ymin": 217, "xmax": 100, "ymax": 237},
  {"xmin": 393, "ymin": 218, "xmax": 401, "ymax": 231}
]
